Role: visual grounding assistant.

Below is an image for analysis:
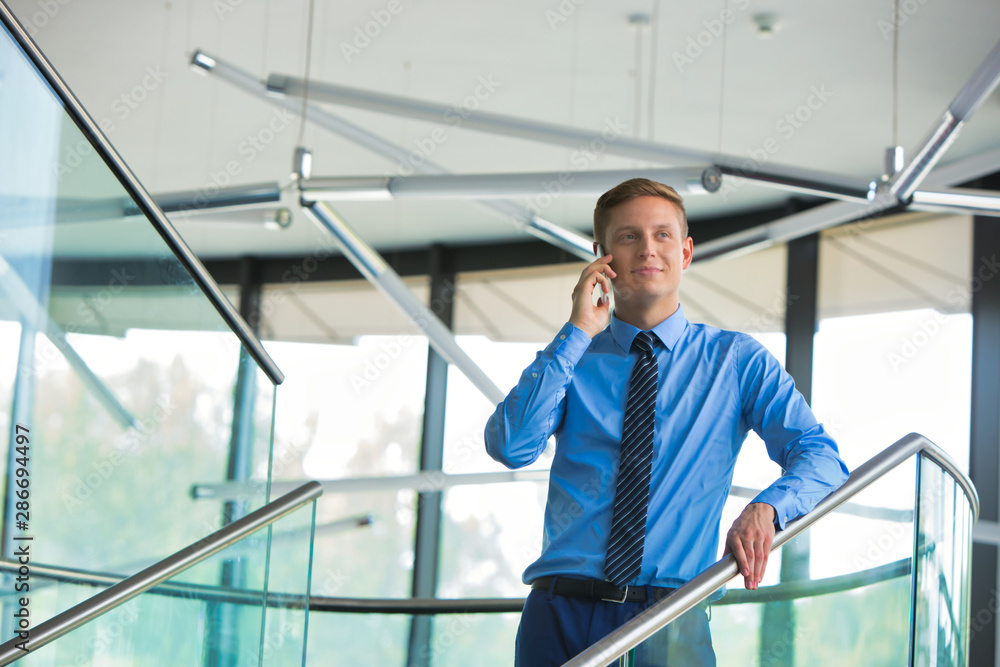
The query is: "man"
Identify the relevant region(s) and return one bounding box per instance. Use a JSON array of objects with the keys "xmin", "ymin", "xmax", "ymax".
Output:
[{"xmin": 484, "ymin": 178, "xmax": 849, "ymax": 665}]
